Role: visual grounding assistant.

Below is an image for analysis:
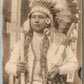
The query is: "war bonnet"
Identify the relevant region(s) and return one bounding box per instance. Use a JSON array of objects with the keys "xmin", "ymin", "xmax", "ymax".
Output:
[{"xmin": 23, "ymin": 0, "xmax": 78, "ymax": 32}]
